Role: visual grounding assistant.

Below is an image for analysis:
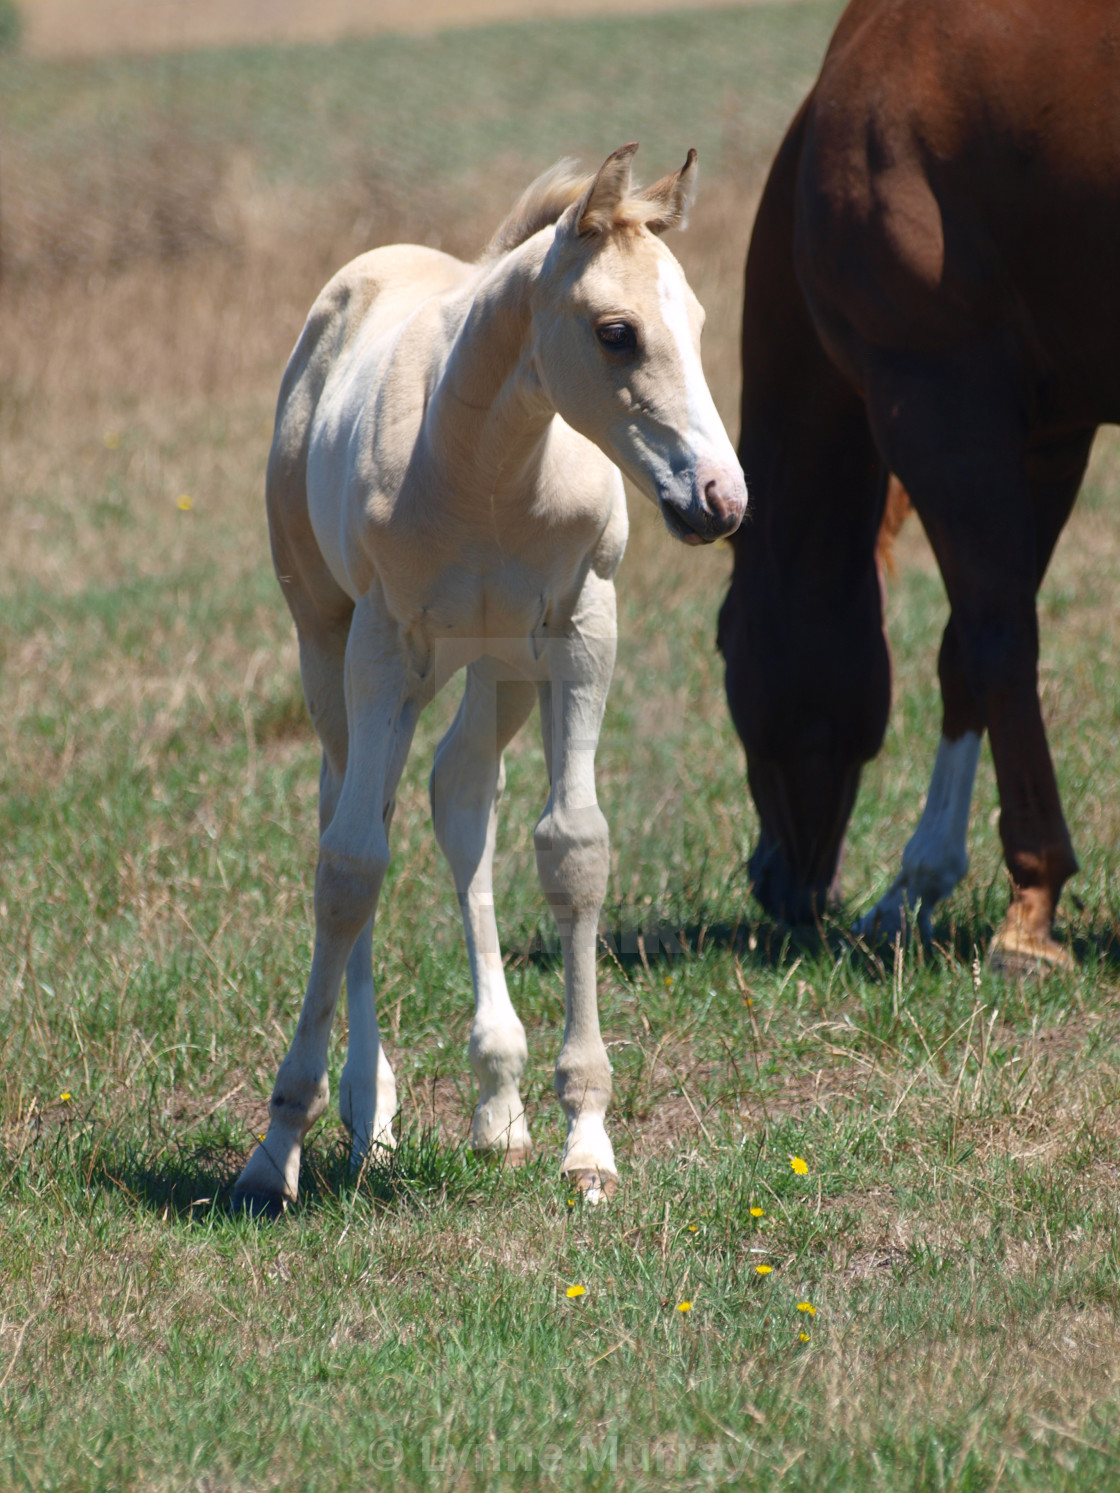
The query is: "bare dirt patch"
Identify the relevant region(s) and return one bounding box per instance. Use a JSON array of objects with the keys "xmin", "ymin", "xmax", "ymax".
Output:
[{"xmin": 21, "ymin": 0, "xmax": 794, "ymax": 60}]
